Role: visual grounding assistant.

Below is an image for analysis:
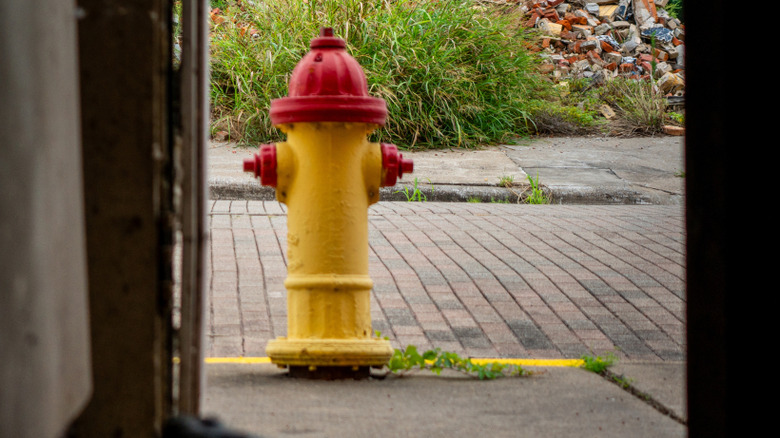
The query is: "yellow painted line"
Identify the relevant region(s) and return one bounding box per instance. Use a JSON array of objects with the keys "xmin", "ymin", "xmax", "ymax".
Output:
[
  {"xmin": 202, "ymin": 357, "xmax": 583, "ymax": 367},
  {"xmin": 205, "ymin": 357, "xmax": 272, "ymax": 364},
  {"xmin": 469, "ymin": 358, "xmax": 584, "ymax": 367}
]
